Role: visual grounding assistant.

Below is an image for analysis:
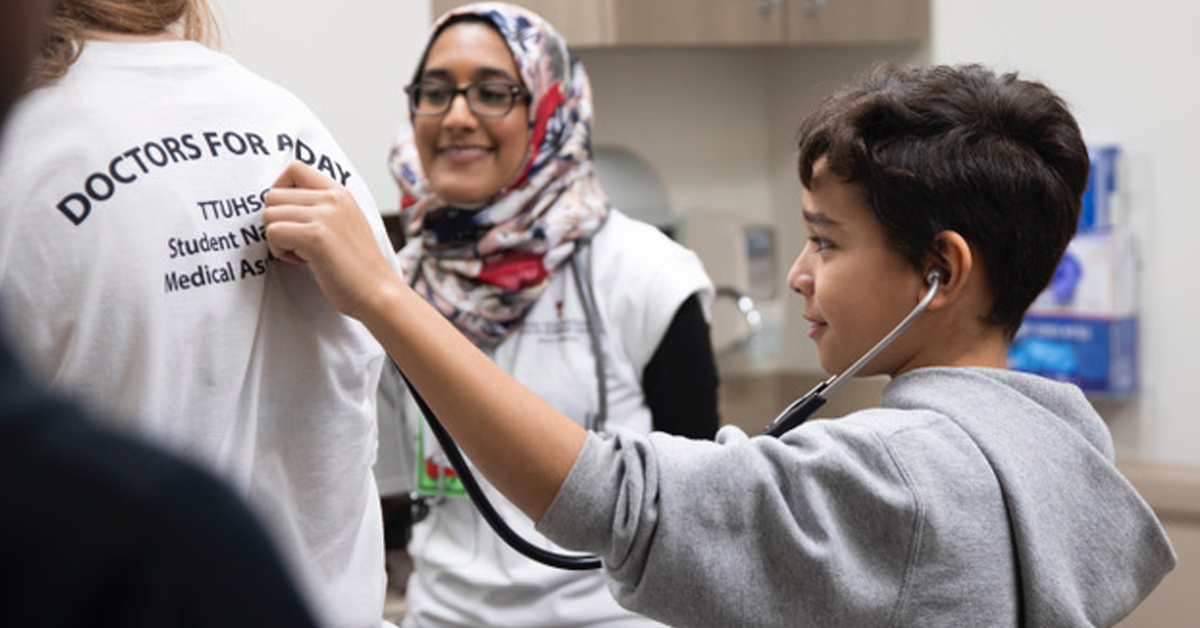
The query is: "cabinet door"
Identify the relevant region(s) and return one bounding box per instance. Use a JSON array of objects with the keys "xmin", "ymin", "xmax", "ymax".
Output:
[
  {"xmin": 610, "ymin": 0, "xmax": 785, "ymax": 46},
  {"xmin": 786, "ymin": 0, "xmax": 929, "ymax": 44},
  {"xmin": 430, "ymin": 0, "xmax": 929, "ymax": 48},
  {"xmin": 430, "ymin": 0, "xmax": 613, "ymax": 47}
]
